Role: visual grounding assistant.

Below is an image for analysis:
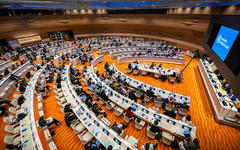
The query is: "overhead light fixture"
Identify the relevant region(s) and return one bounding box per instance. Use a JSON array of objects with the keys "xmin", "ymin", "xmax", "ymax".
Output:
[
  {"xmin": 96, "ymin": 9, "xmax": 102, "ymax": 14},
  {"xmin": 87, "ymin": 9, "xmax": 93, "ymax": 14},
  {"xmin": 80, "ymin": 9, "xmax": 86, "ymax": 14}
]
